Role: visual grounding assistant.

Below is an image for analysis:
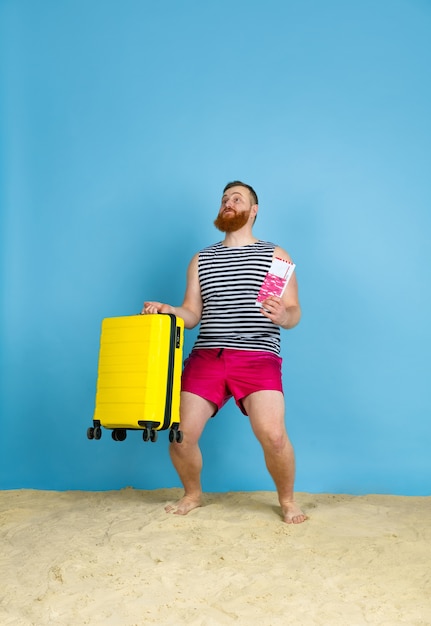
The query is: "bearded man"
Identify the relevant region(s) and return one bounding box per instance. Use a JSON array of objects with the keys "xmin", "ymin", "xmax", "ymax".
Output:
[{"xmin": 142, "ymin": 181, "xmax": 307, "ymax": 524}]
